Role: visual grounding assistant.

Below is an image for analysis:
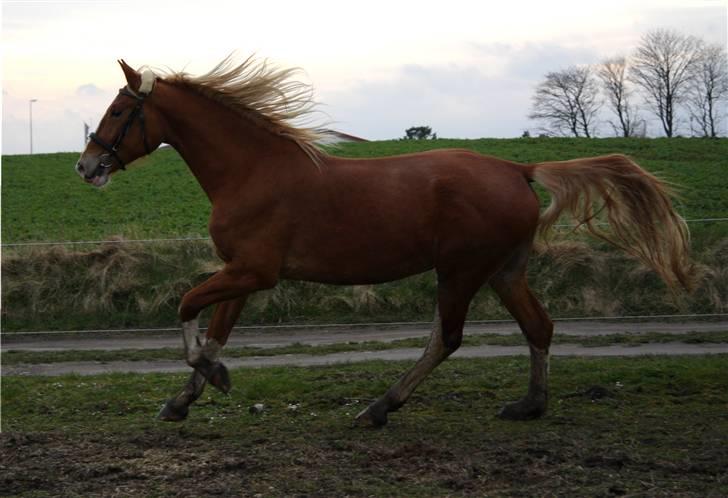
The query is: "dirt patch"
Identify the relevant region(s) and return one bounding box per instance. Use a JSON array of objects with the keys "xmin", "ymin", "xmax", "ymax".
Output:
[
  {"xmin": 1, "ymin": 431, "xmax": 256, "ymax": 497},
  {"xmin": 2, "ymin": 426, "xmax": 727, "ymax": 497},
  {"xmin": 3, "ymin": 356, "xmax": 728, "ymax": 496}
]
